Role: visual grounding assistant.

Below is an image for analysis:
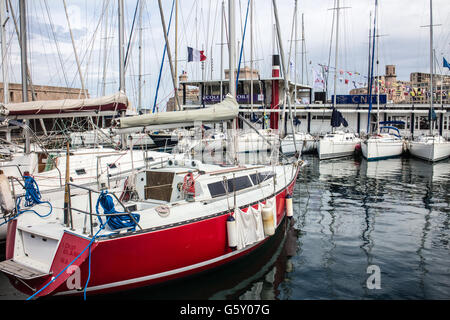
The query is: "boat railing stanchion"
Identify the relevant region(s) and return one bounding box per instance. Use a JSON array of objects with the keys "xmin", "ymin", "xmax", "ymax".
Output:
[{"xmin": 87, "ymin": 190, "xmax": 94, "ymax": 236}]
